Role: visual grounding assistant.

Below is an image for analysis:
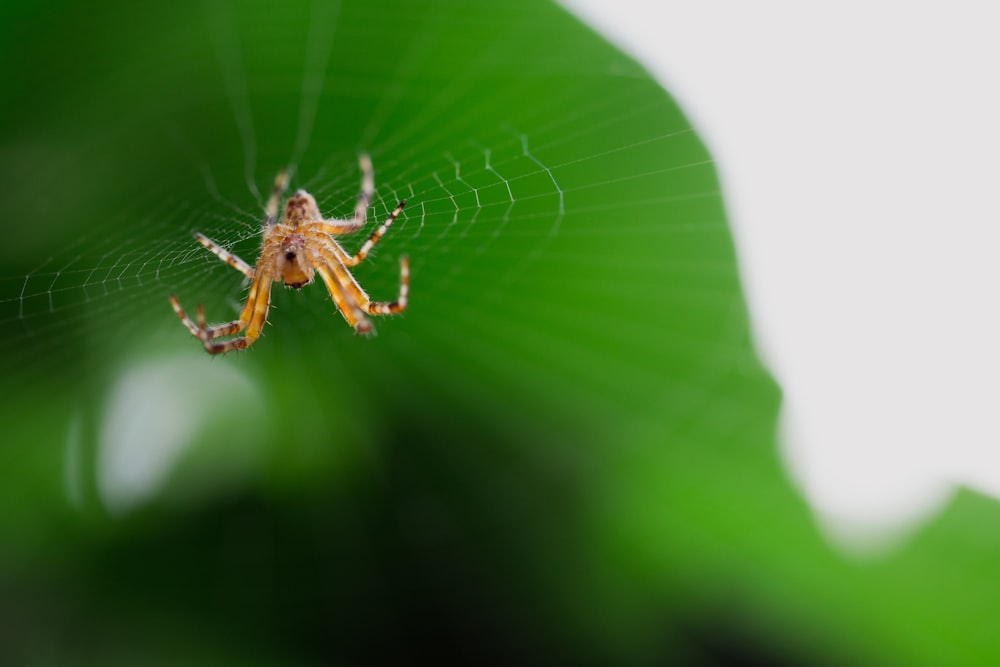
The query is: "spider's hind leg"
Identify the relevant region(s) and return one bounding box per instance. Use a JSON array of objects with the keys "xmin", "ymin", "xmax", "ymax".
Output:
[
  {"xmin": 364, "ymin": 255, "xmax": 409, "ymax": 316},
  {"xmin": 168, "ymin": 274, "xmax": 274, "ymax": 354},
  {"xmin": 169, "ymin": 295, "xmax": 242, "ymax": 341}
]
